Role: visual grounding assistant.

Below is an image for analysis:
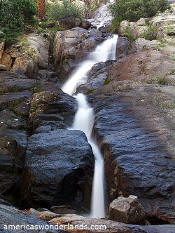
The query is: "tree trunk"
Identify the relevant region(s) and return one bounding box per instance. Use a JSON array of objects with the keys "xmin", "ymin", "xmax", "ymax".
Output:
[{"xmin": 37, "ymin": 0, "xmax": 45, "ymax": 20}]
